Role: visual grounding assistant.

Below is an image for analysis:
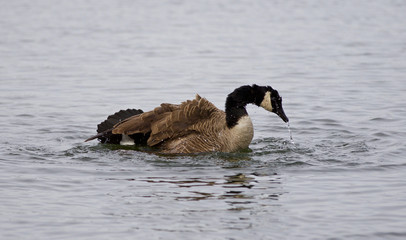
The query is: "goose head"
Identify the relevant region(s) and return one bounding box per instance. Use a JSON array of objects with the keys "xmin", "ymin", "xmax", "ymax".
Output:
[{"xmin": 255, "ymin": 85, "xmax": 289, "ymax": 123}]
